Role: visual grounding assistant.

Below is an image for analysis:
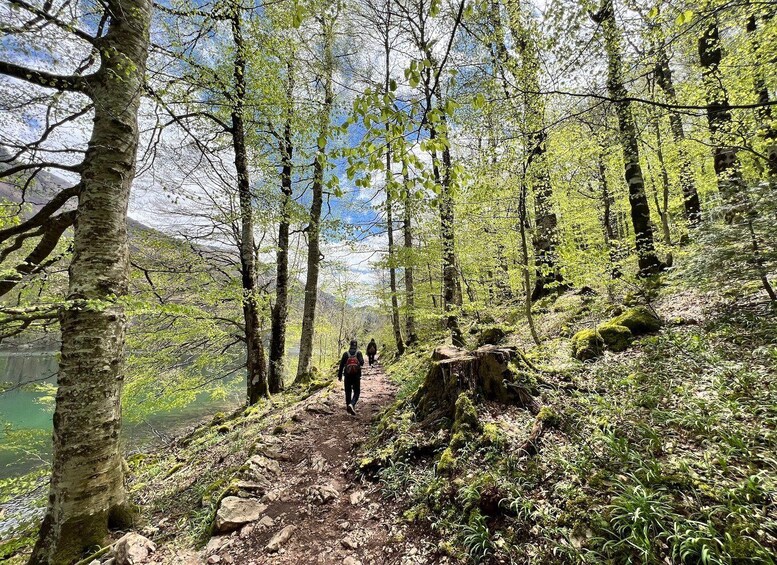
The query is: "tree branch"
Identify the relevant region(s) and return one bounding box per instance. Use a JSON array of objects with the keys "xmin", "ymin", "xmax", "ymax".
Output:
[
  {"xmin": 0, "ymin": 59, "xmax": 90, "ymax": 92},
  {"xmin": 0, "ymin": 184, "xmax": 80, "ymax": 244}
]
